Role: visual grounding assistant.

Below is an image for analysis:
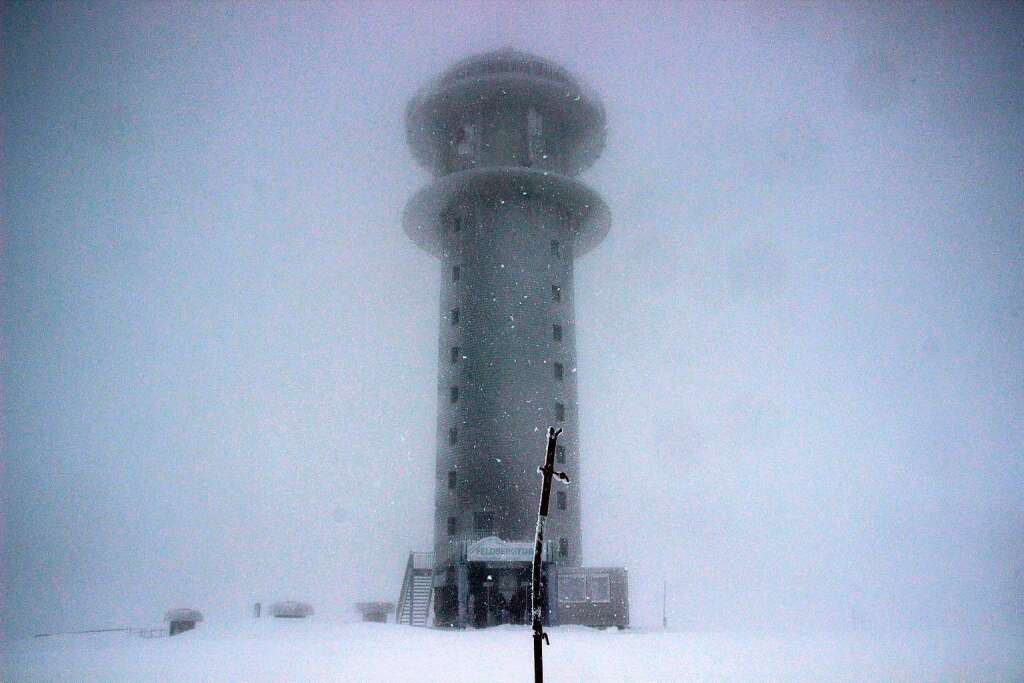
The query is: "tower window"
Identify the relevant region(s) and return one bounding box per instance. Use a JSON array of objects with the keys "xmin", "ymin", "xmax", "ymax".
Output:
[
  {"xmin": 551, "ymin": 240, "xmax": 560, "ymax": 257},
  {"xmin": 448, "ymin": 469, "xmax": 457, "ymax": 490},
  {"xmin": 451, "ymin": 308, "xmax": 460, "ymax": 325},
  {"xmin": 556, "ymin": 445, "xmax": 566, "ymax": 463},
  {"xmin": 474, "ymin": 511, "xmax": 495, "ymax": 532},
  {"xmin": 450, "ymin": 386, "xmax": 459, "ymax": 403},
  {"xmin": 557, "ymin": 491, "xmax": 567, "ymax": 511},
  {"xmin": 451, "ymin": 346, "xmax": 460, "ymax": 363},
  {"xmin": 455, "ymin": 122, "xmax": 480, "ymax": 161},
  {"xmin": 554, "ymin": 362, "xmax": 563, "ymax": 380},
  {"xmin": 551, "ymin": 285, "xmax": 561, "ymax": 302},
  {"xmin": 559, "ymin": 538, "xmax": 569, "ymax": 558},
  {"xmin": 527, "ymin": 107, "xmax": 544, "ymax": 163},
  {"xmin": 449, "ymin": 427, "xmax": 458, "ymax": 445},
  {"xmin": 452, "ymin": 265, "xmax": 461, "ymax": 282},
  {"xmin": 453, "ymin": 215, "xmax": 462, "ymax": 233},
  {"xmin": 447, "ymin": 516, "xmax": 458, "ymax": 535},
  {"xmin": 553, "ymin": 324, "xmax": 562, "ymax": 342},
  {"xmin": 555, "ymin": 402, "xmax": 565, "ymax": 422}
]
